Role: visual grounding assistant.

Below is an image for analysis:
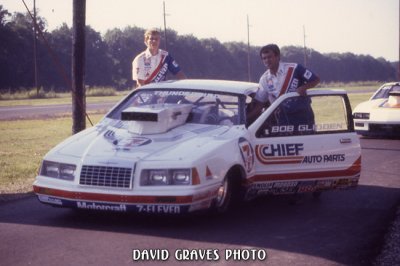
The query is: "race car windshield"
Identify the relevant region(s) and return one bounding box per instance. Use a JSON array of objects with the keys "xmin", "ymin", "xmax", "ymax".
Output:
[
  {"xmin": 372, "ymin": 85, "xmax": 400, "ymax": 99},
  {"xmin": 107, "ymin": 89, "xmax": 245, "ymax": 125}
]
